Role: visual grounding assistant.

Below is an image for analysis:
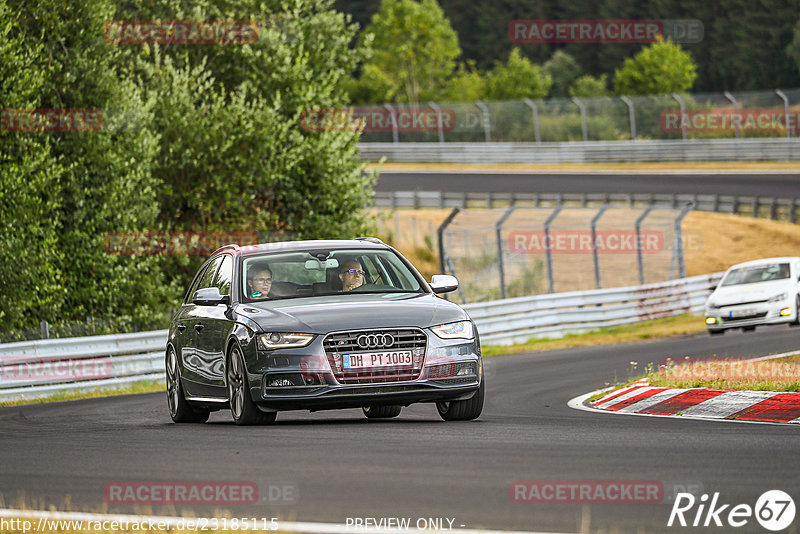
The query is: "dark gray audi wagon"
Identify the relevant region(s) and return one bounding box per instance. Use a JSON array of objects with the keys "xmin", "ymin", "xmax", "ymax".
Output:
[{"xmin": 166, "ymin": 238, "xmax": 484, "ymax": 425}]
